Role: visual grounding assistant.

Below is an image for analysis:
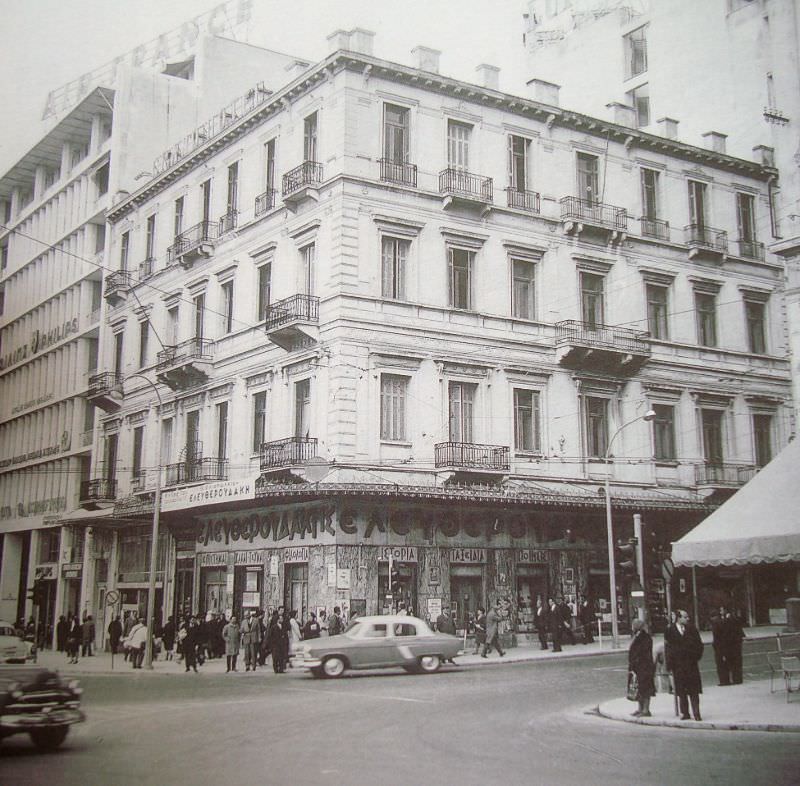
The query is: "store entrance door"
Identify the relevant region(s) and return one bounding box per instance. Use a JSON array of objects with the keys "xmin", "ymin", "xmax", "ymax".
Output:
[
  {"xmin": 516, "ymin": 567, "xmax": 548, "ymax": 634},
  {"xmin": 378, "ymin": 562, "xmax": 417, "ymax": 615},
  {"xmin": 450, "ymin": 571, "xmax": 483, "ymax": 631}
]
